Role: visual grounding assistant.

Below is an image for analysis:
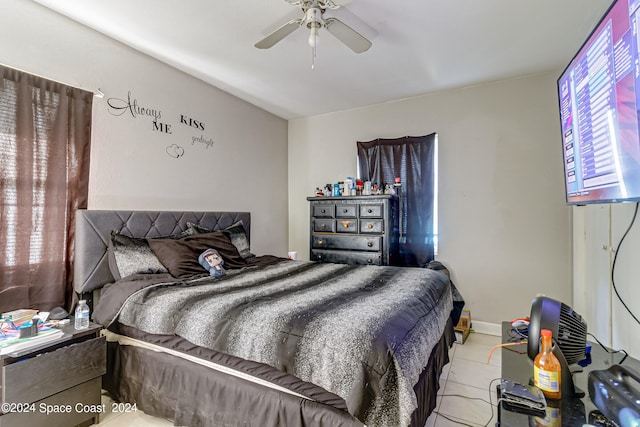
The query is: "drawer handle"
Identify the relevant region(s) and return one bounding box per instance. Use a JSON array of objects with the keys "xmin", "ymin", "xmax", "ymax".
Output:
[
  {"xmin": 367, "ymin": 209, "xmax": 373, "ymax": 213},
  {"xmin": 321, "ymin": 209, "xmax": 326, "ymax": 213},
  {"xmin": 343, "ymin": 209, "xmax": 348, "ymax": 213},
  {"xmin": 367, "ymin": 242, "xmax": 373, "ymax": 247},
  {"xmin": 321, "ymin": 224, "xmax": 326, "ymax": 229},
  {"xmin": 367, "ymin": 259, "xmax": 373, "ymax": 264},
  {"xmin": 318, "ymin": 239, "xmax": 323, "ymax": 245},
  {"xmin": 342, "ymin": 222, "xmax": 349, "ymax": 229},
  {"xmin": 367, "ymin": 224, "xmax": 373, "ymax": 229}
]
